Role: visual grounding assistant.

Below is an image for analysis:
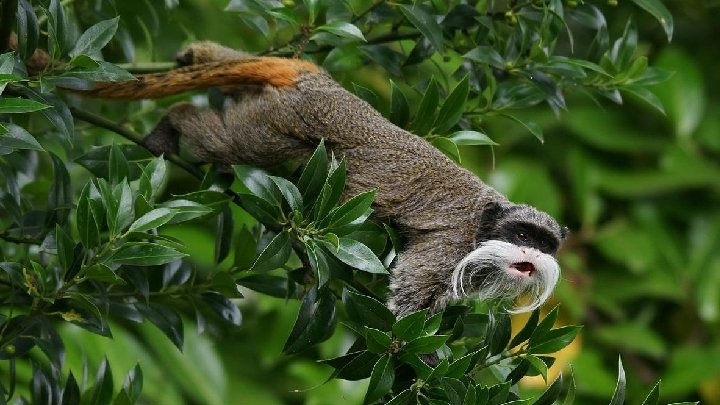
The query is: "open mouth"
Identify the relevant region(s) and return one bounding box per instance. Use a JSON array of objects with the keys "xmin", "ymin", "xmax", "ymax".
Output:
[{"xmin": 511, "ymin": 262, "xmax": 535, "ymax": 276}]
